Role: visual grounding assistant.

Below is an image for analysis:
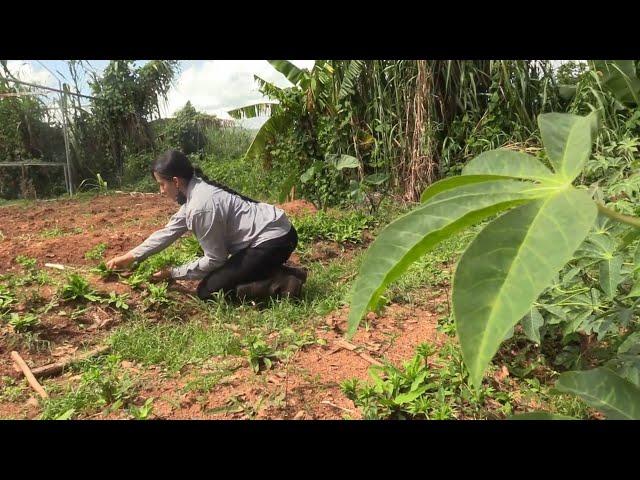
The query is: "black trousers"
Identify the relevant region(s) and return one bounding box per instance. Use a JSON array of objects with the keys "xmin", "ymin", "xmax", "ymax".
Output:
[{"xmin": 196, "ymin": 226, "xmax": 298, "ymax": 300}]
